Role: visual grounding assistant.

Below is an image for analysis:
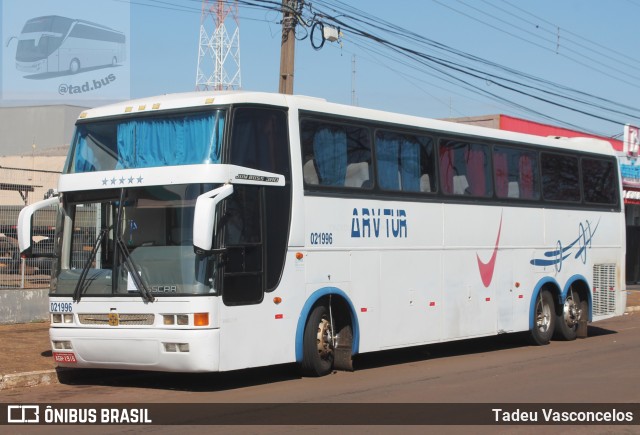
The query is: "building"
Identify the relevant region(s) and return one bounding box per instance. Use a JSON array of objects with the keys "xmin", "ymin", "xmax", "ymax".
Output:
[{"xmin": 0, "ymin": 105, "xmax": 87, "ymax": 206}]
